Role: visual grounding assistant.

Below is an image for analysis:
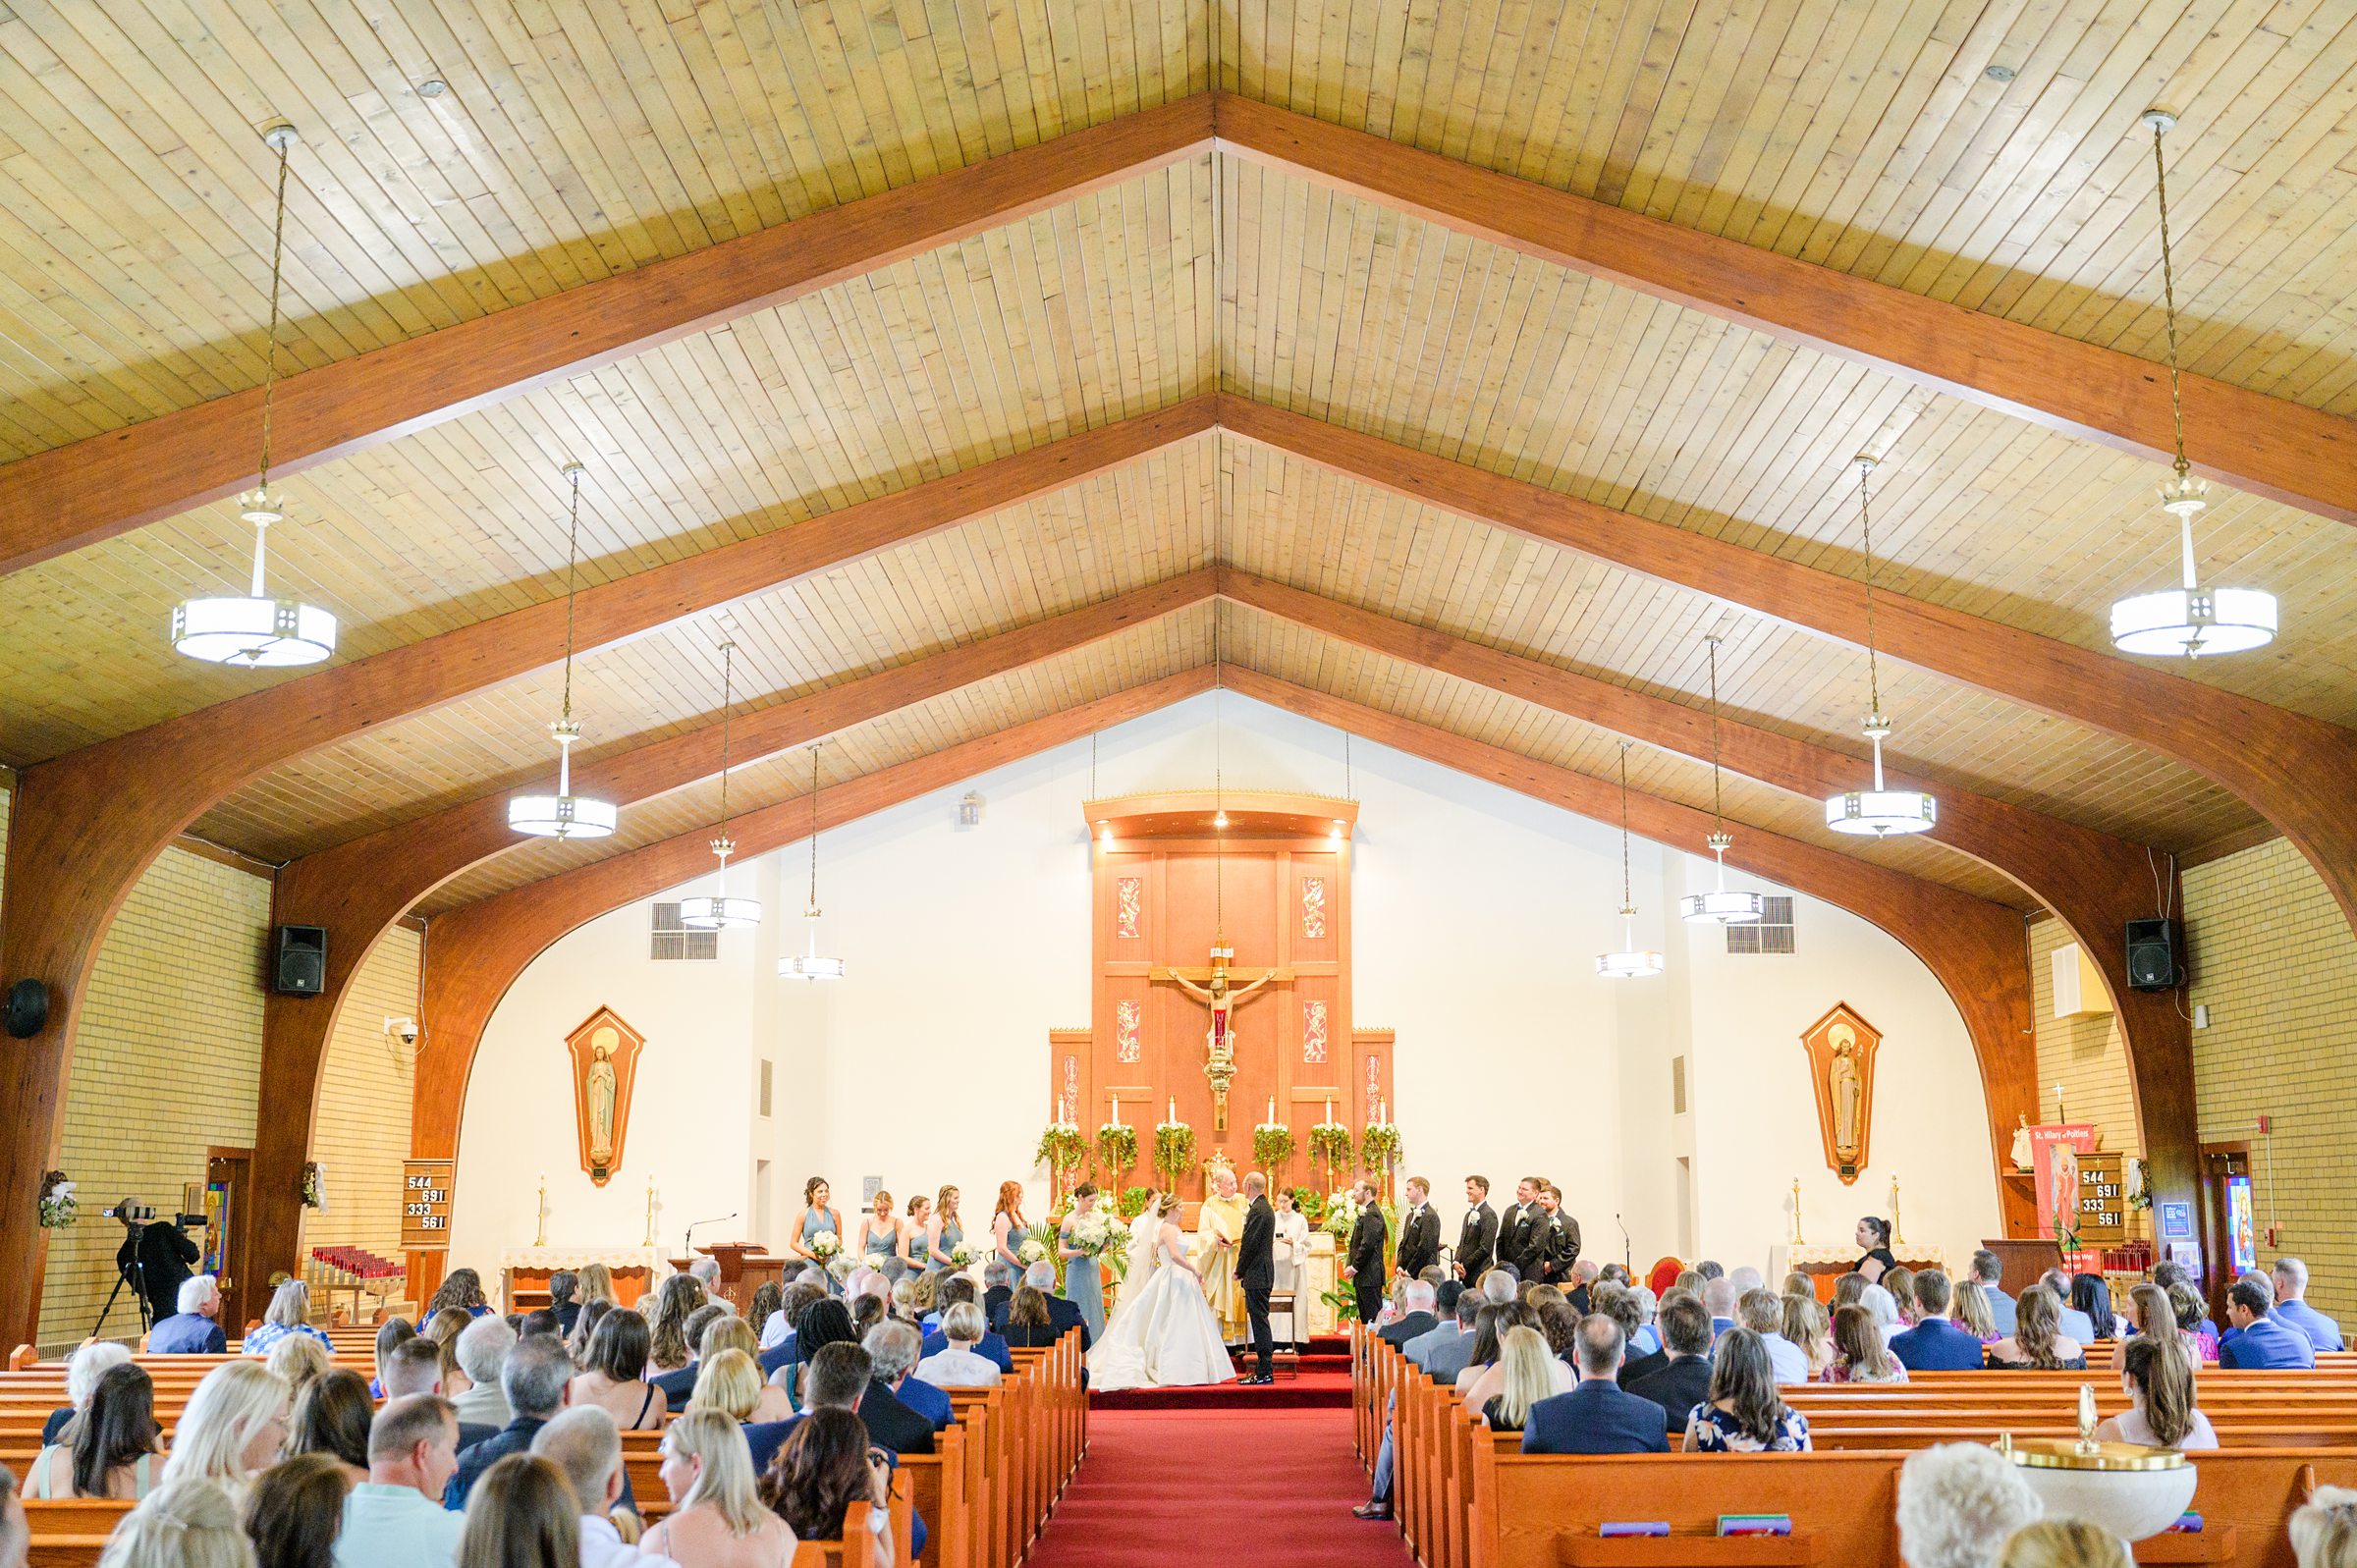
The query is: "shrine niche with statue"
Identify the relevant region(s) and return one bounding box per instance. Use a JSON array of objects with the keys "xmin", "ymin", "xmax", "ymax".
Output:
[{"xmin": 1047, "ymin": 790, "xmax": 1389, "ymax": 1333}]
